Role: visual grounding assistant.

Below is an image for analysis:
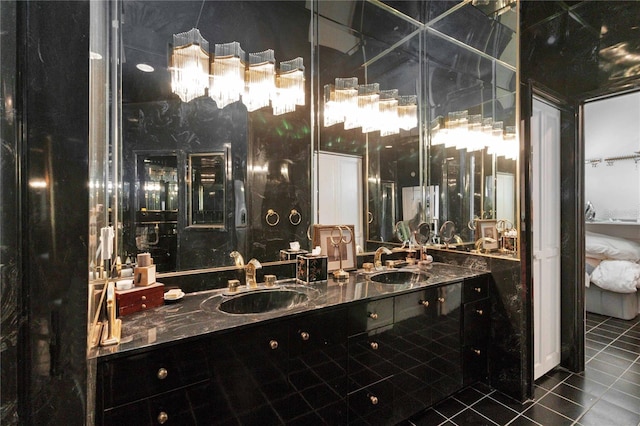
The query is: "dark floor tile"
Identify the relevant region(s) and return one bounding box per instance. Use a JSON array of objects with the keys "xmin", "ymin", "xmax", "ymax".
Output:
[
  {"xmin": 563, "ymin": 375, "xmax": 608, "ymax": 398},
  {"xmin": 434, "ymin": 397, "xmax": 466, "ymax": 419},
  {"xmin": 505, "ymin": 415, "xmax": 542, "ymax": 426},
  {"xmin": 409, "ymin": 408, "xmax": 447, "ymax": 426},
  {"xmin": 454, "ymin": 387, "xmax": 485, "ymax": 406},
  {"xmin": 600, "ymin": 345, "xmax": 640, "ymax": 362},
  {"xmin": 470, "ymin": 395, "xmax": 519, "ymax": 425},
  {"xmin": 628, "ymin": 361, "xmax": 640, "ymax": 376},
  {"xmin": 450, "ymin": 408, "xmax": 498, "ymax": 425},
  {"xmin": 522, "ymin": 403, "xmax": 573, "ymax": 426},
  {"xmin": 600, "ymin": 388, "xmax": 640, "ymax": 415},
  {"xmin": 623, "ymin": 368, "xmax": 640, "ymax": 385},
  {"xmin": 597, "ymin": 322, "xmax": 630, "ymax": 333},
  {"xmin": 586, "ymin": 312, "xmax": 609, "ymax": 322},
  {"xmin": 537, "ymin": 392, "xmax": 588, "ymax": 420},
  {"xmin": 577, "ymin": 398, "xmax": 640, "ymax": 426},
  {"xmin": 581, "ymin": 366, "xmax": 618, "ymax": 386},
  {"xmin": 586, "ymin": 333, "xmax": 614, "ymax": 345},
  {"xmin": 584, "ymin": 347, "xmax": 598, "ymax": 360},
  {"xmin": 550, "ymin": 383, "xmax": 599, "ymax": 408},
  {"xmin": 532, "ymin": 385, "xmax": 548, "ymax": 401},
  {"xmin": 586, "ymin": 357, "xmax": 627, "ymax": 377},
  {"xmin": 610, "ymin": 338, "xmax": 640, "ymax": 355},
  {"xmin": 612, "ymin": 377, "xmax": 640, "ymax": 399},
  {"xmin": 488, "ymin": 392, "xmax": 533, "ymax": 413},
  {"xmin": 472, "ymin": 382, "xmax": 493, "ymax": 395},
  {"xmin": 588, "ymin": 328, "xmax": 622, "ymax": 340},
  {"xmin": 535, "ymin": 373, "xmax": 563, "ymax": 391},
  {"xmin": 584, "ymin": 339, "xmax": 607, "ymax": 351},
  {"xmin": 607, "ymin": 318, "xmax": 639, "ymax": 329}
]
